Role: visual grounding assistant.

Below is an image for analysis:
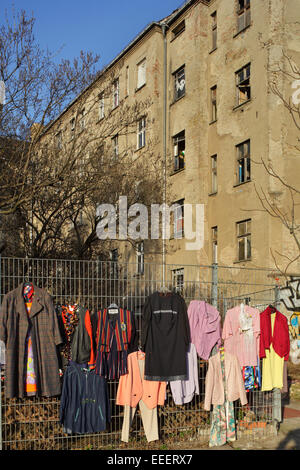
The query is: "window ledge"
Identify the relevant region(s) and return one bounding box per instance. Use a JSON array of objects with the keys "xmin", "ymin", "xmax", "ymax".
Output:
[
  {"xmin": 170, "ymin": 167, "xmax": 185, "ymax": 176},
  {"xmin": 233, "ymin": 258, "xmax": 252, "ymax": 264},
  {"xmin": 96, "ymin": 117, "xmax": 105, "ymax": 124},
  {"xmin": 233, "ymin": 180, "xmax": 252, "ymax": 188},
  {"xmin": 233, "ymin": 23, "xmax": 252, "ymax": 39},
  {"xmin": 209, "ymin": 47, "xmax": 217, "ymax": 55},
  {"xmin": 209, "ymin": 119, "xmax": 217, "ymax": 125},
  {"xmin": 233, "ymin": 99, "xmax": 252, "ymax": 111},
  {"xmin": 134, "ymin": 145, "xmax": 146, "ymax": 153},
  {"xmin": 170, "ymin": 94, "xmax": 186, "ymax": 107},
  {"xmin": 208, "ymin": 191, "xmax": 218, "ymax": 196},
  {"xmin": 135, "ymin": 83, "xmax": 146, "ymax": 93},
  {"xmin": 170, "ymin": 29, "xmax": 185, "ymax": 42}
]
